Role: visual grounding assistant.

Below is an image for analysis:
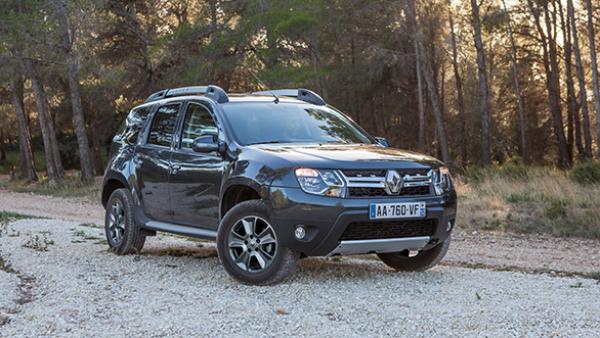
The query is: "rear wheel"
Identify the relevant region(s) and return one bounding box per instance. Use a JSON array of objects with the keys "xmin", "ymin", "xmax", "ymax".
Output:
[
  {"xmin": 377, "ymin": 236, "xmax": 450, "ymax": 271},
  {"xmin": 105, "ymin": 188, "xmax": 146, "ymax": 255},
  {"xmin": 217, "ymin": 200, "xmax": 299, "ymax": 285}
]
